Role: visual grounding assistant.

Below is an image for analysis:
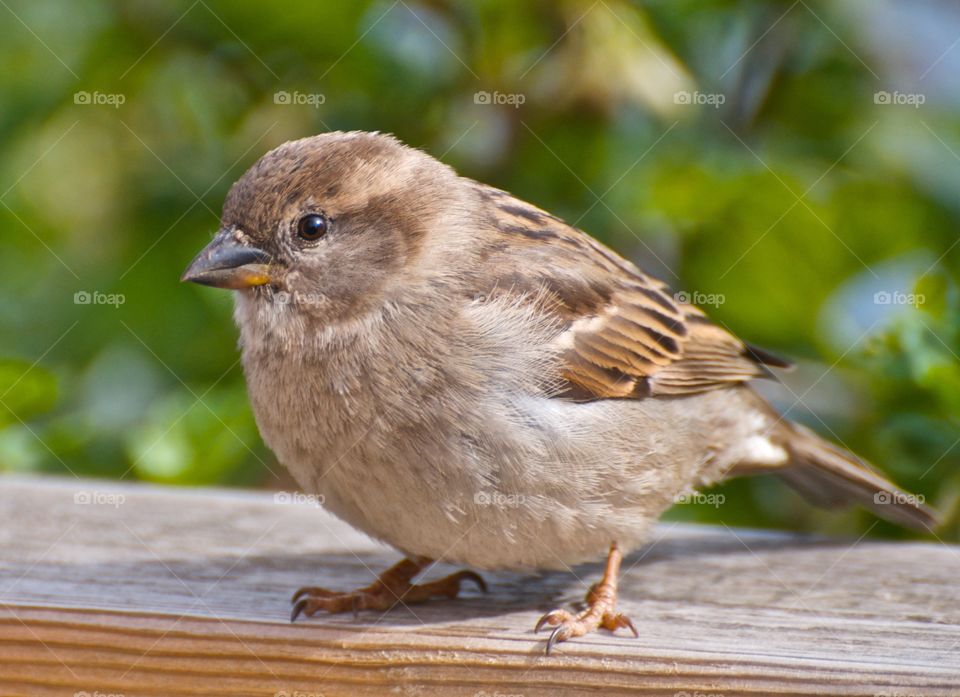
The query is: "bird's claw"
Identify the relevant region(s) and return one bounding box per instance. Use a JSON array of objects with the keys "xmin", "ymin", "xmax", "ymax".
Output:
[
  {"xmin": 289, "ymin": 564, "xmax": 487, "ymax": 622},
  {"xmin": 534, "ymin": 608, "xmax": 572, "ymax": 634},
  {"xmin": 533, "ymin": 543, "xmax": 637, "ymax": 655},
  {"xmin": 546, "ymin": 625, "xmax": 568, "ymax": 655},
  {"xmin": 534, "ymin": 602, "xmax": 638, "ymax": 655}
]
